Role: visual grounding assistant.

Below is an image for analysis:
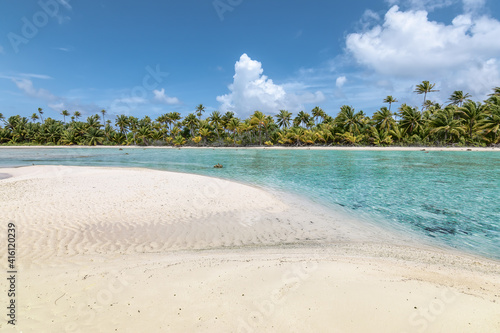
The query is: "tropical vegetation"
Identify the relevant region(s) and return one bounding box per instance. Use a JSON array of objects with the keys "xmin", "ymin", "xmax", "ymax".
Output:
[{"xmin": 1, "ymin": 83, "xmax": 499, "ymax": 147}]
